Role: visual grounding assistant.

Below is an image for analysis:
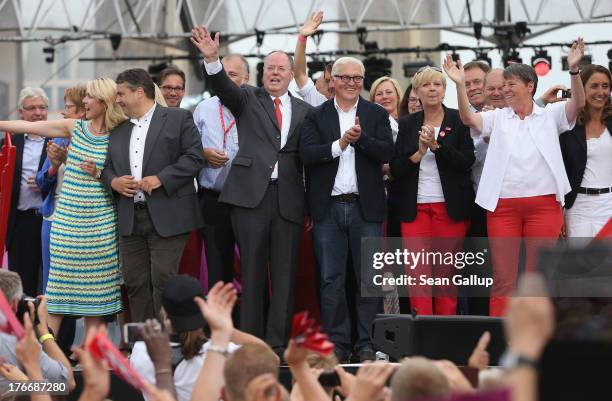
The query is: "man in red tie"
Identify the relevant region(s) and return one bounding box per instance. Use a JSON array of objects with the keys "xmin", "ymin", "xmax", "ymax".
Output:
[{"xmin": 191, "ymin": 26, "xmax": 312, "ymax": 359}]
